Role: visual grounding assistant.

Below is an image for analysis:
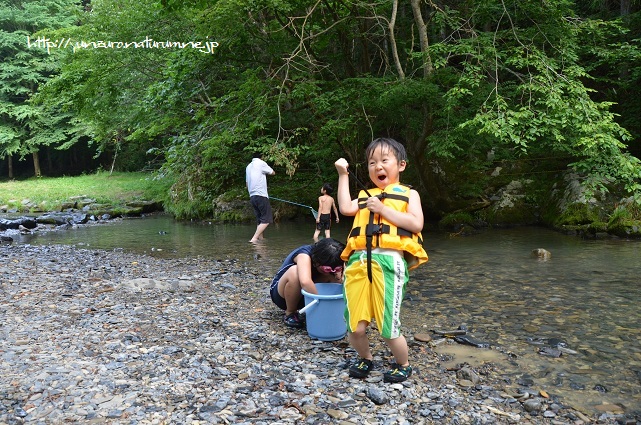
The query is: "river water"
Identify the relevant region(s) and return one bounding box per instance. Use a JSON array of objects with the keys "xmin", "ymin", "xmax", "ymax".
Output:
[{"xmin": 14, "ymin": 214, "xmax": 641, "ymax": 415}]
